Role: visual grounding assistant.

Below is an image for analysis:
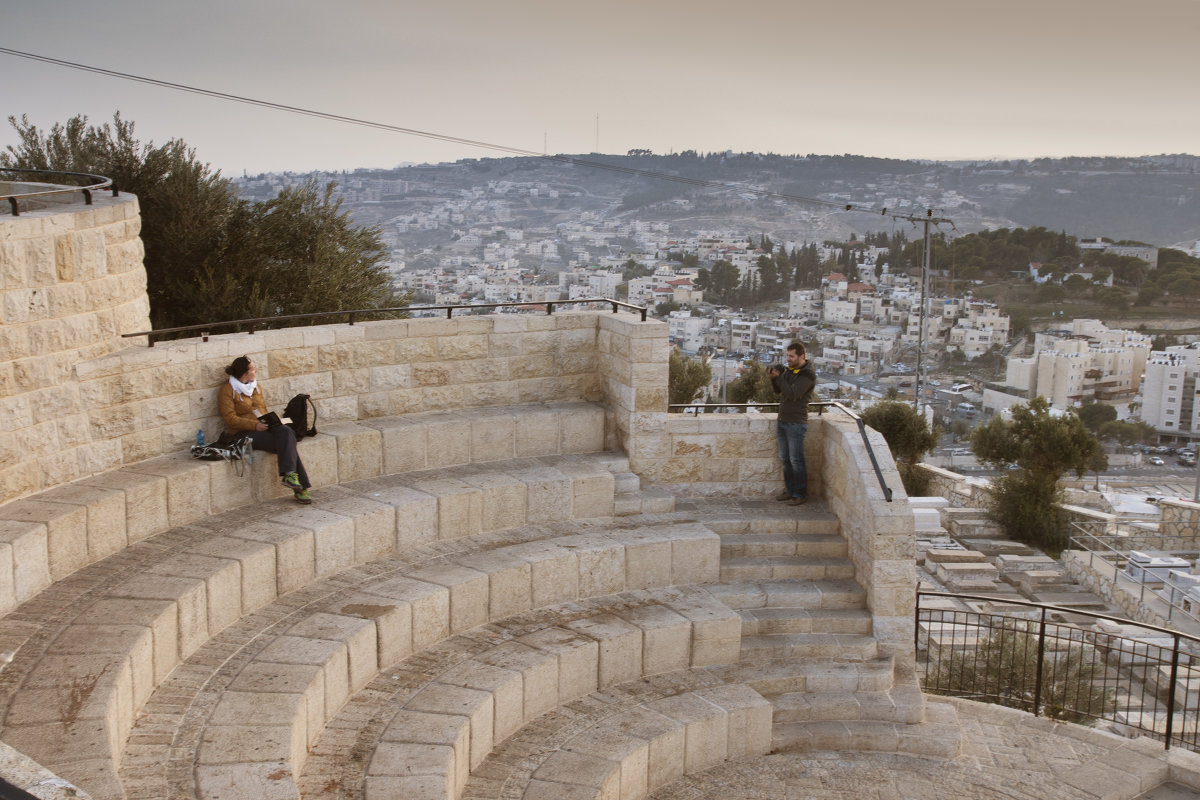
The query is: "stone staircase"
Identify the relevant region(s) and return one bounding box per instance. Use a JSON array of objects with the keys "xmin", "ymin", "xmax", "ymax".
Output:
[{"xmin": 706, "ymin": 506, "xmax": 961, "ymax": 757}]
